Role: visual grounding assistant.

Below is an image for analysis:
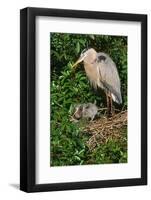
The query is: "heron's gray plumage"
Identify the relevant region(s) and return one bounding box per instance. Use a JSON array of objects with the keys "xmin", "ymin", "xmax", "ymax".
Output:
[
  {"xmin": 73, "ymin": 48, "xmax": 122, "ymax": 108},
  {"xmin": 96, "ymin": 52, "xmax": 122, "ymax": 104}
]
